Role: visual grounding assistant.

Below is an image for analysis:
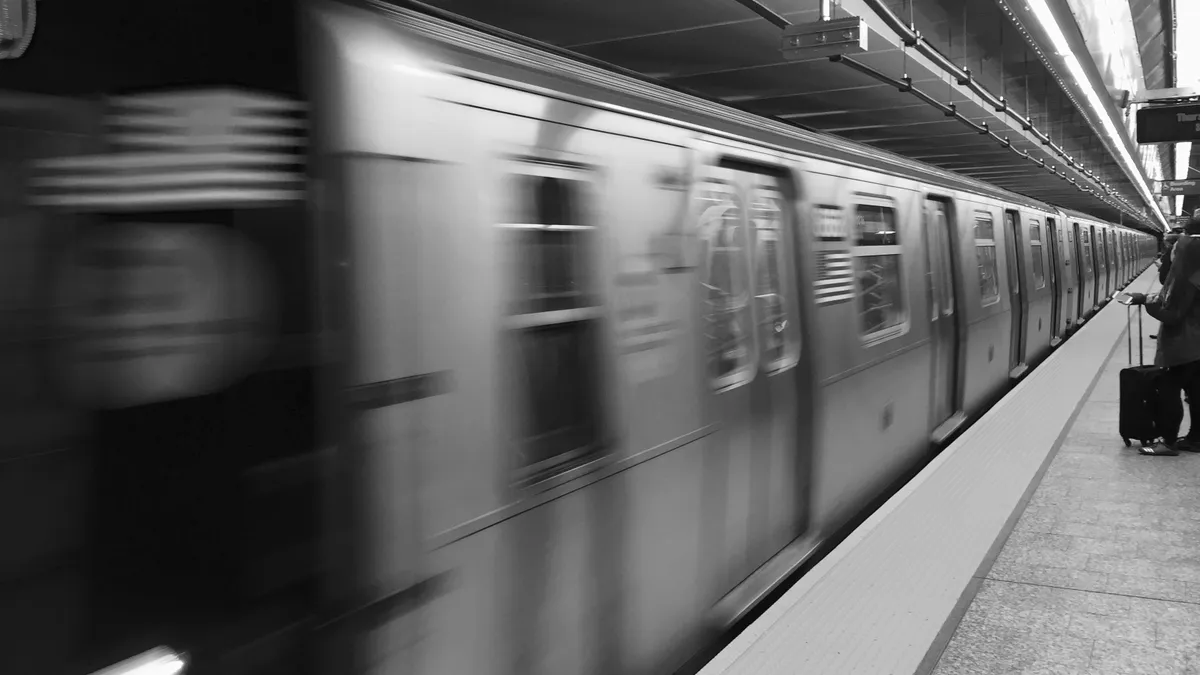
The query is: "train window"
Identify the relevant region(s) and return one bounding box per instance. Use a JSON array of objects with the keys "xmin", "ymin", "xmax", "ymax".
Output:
[
  {"xmin": 501, "ymin": 165, "xmax": 606, "ymax": 483},
  {"xmin": 698, "ymin": 175, "xmax": 754, "ymax": 389},
  {"xmin": 1078, "ymin": 227, "xmax": 1092, "ymax": 276},
  {"xmin": 1030, "ymin": 221, "xmax": 1046, "ymax": 289},
  {"xmin": 852, "ymin": 198, "xmax": 906, "ymax": 342},
  {"xmin": 750, "ymin": 180, "xmax": 793, "ymax": 369},
  {"xmin": 974, "ymin": 211, "xmax": 1000, "ymax": 306}
]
